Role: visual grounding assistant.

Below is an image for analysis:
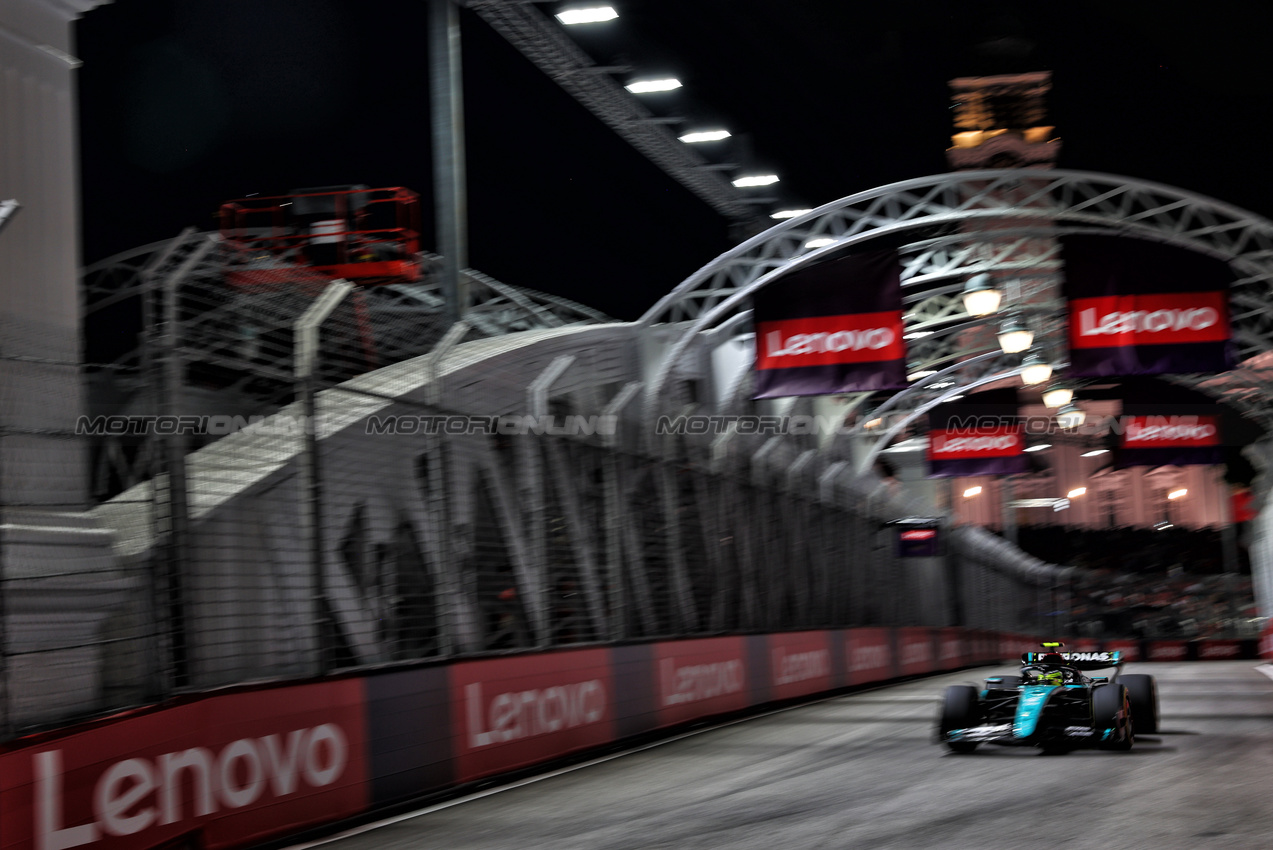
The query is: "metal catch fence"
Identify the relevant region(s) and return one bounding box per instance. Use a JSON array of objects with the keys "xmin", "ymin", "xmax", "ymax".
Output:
[{"xmin": 0, "ymin": 239, "xmax": 1067, "ymax": 738}]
